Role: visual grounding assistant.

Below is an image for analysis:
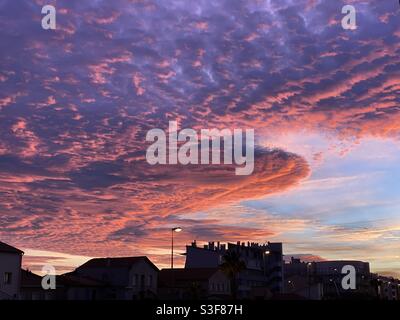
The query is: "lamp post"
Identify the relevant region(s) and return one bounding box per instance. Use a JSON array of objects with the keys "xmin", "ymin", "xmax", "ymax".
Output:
[
  {"xmin": 330, "ymin": 278, "xmax": 340, "ymax": 298},
  {"xmin": 307, "ymin": 262, "xmax": 312, "ymax": 299},
  {"xmin": 171, "ymin": 227, "xmax": 182, "ymax": 269},
  {"xmin": 263, "ymin": 250, "xmax": 270, "ymax": 277}
]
